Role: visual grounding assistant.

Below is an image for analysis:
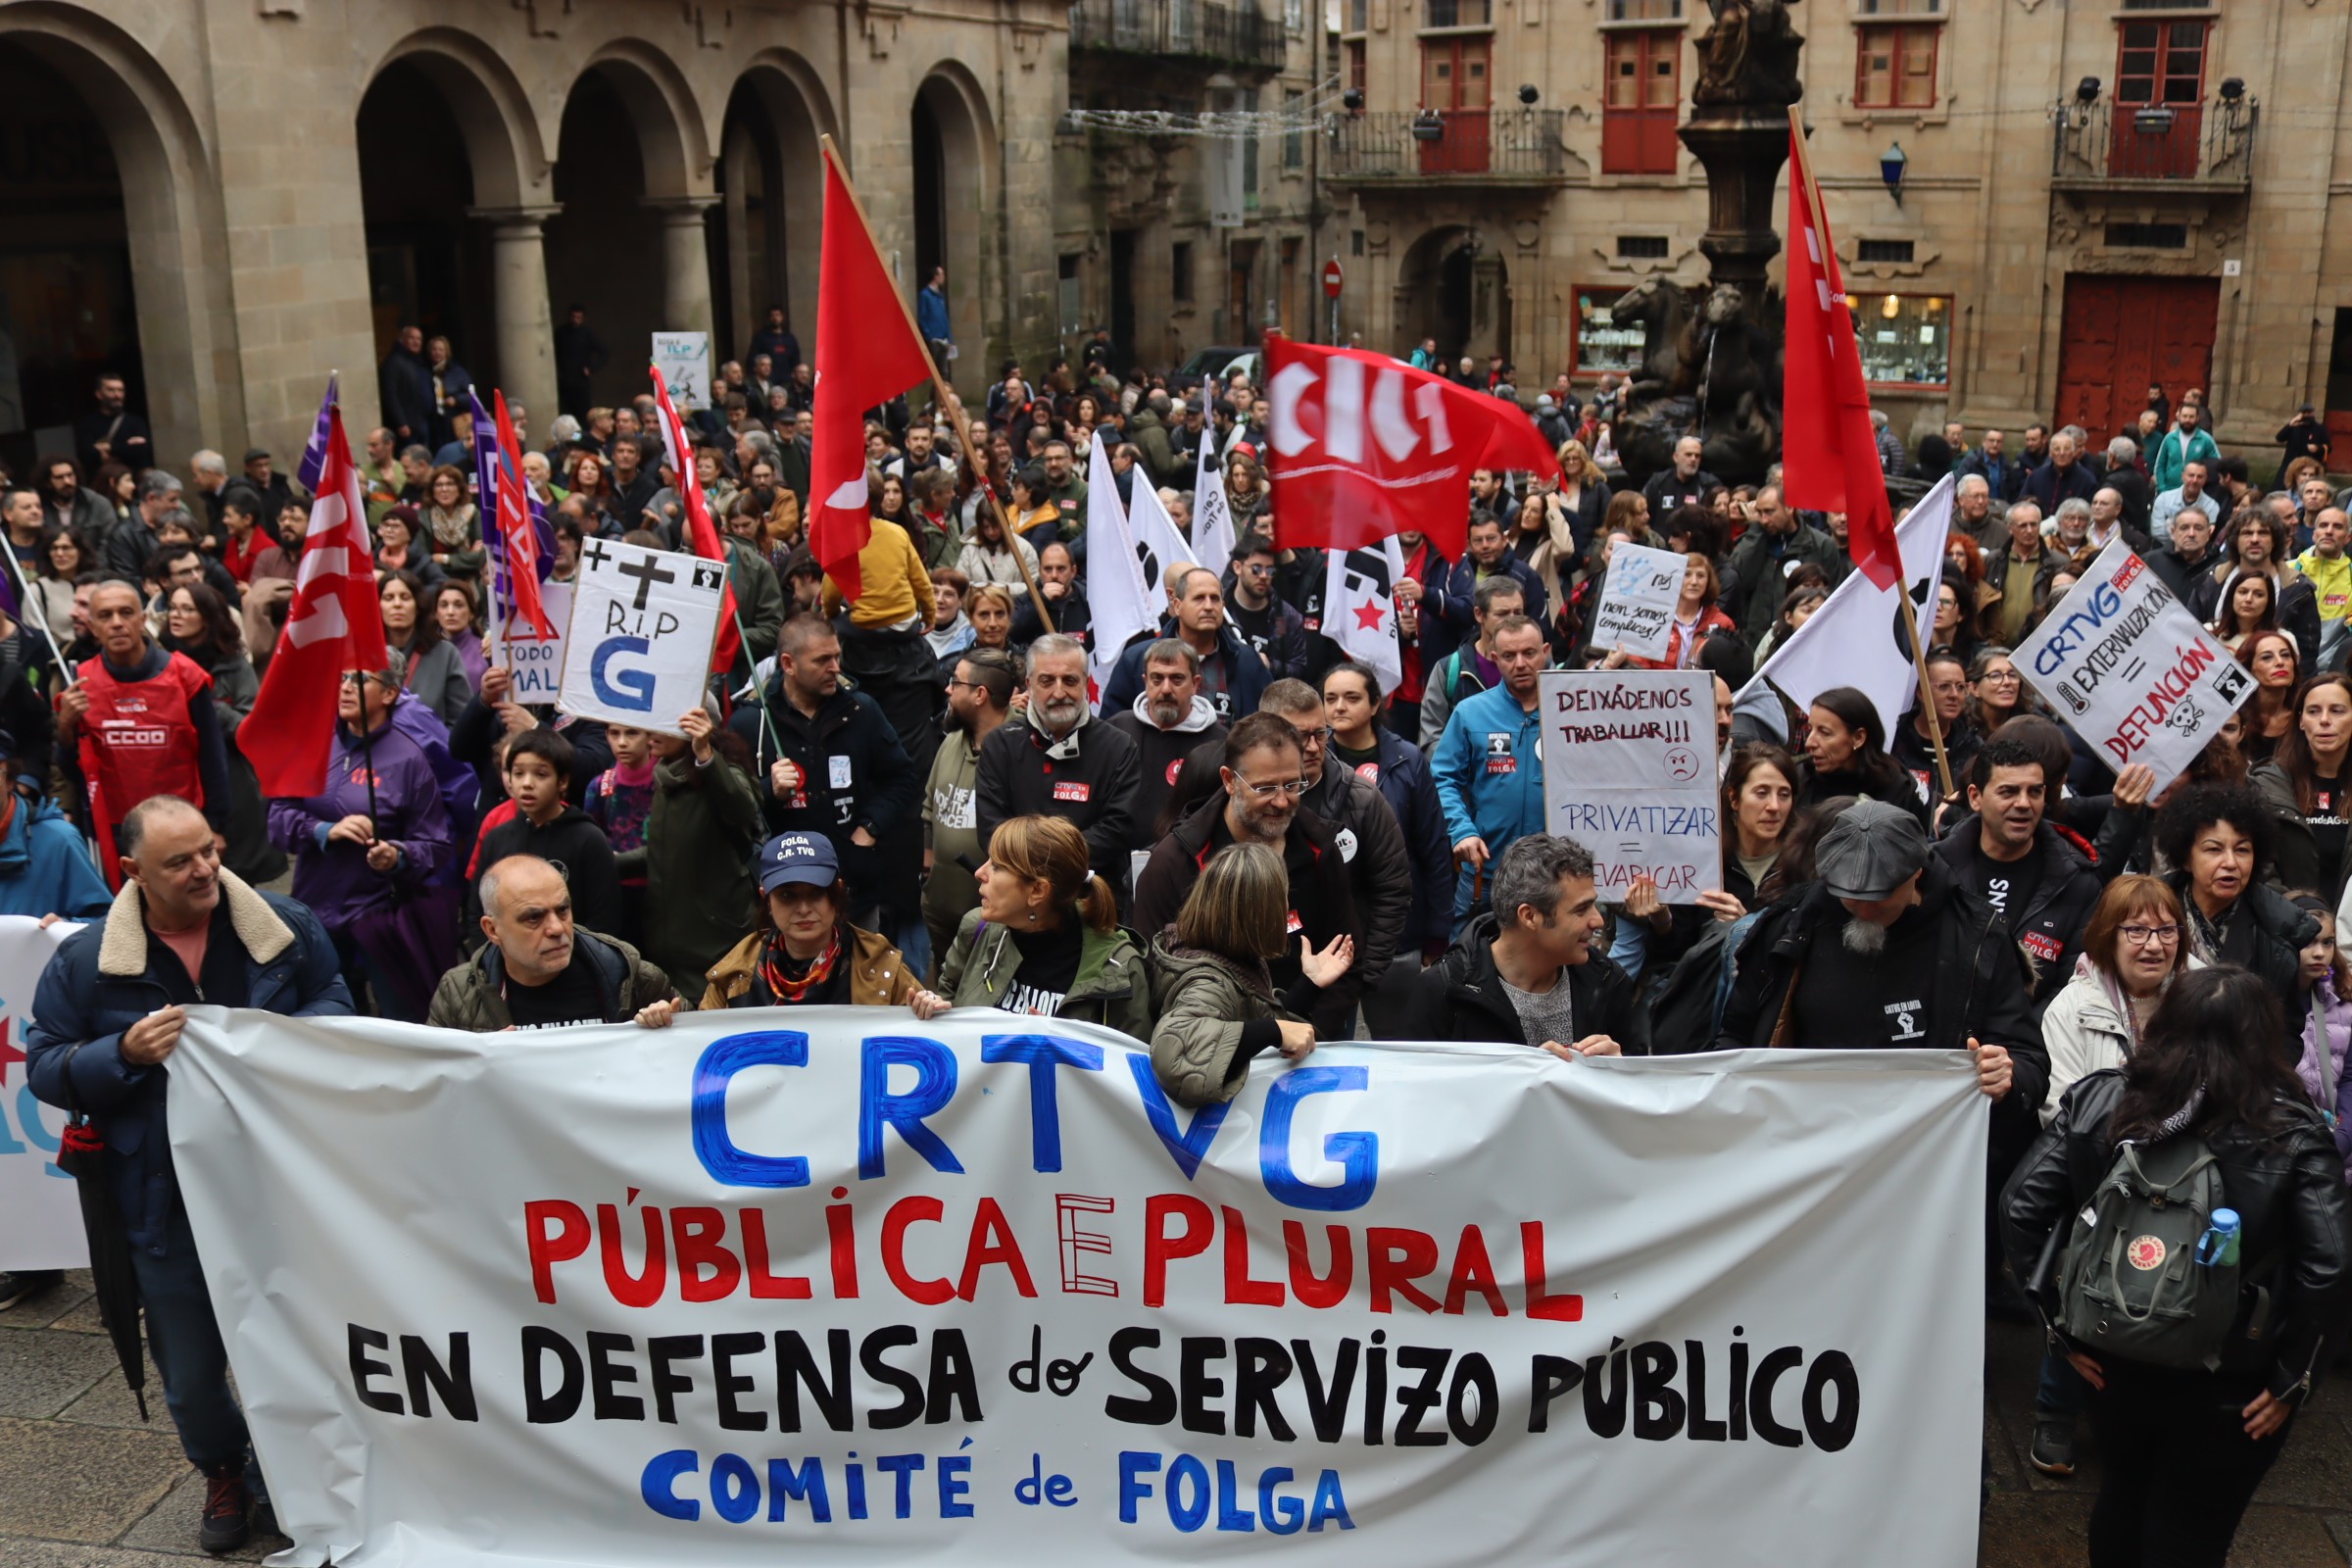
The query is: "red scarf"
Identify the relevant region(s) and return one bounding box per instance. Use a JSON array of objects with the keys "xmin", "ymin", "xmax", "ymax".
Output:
[{"xmin": 760, "ymin": 927, "xmax": 844, "ymax": 1004}]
